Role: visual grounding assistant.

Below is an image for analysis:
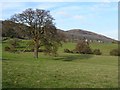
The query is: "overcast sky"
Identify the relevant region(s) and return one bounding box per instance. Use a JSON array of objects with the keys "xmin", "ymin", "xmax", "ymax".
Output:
[{"xmin": 1, "ymin": 2, "xmax": 118, "ymax": 40}]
